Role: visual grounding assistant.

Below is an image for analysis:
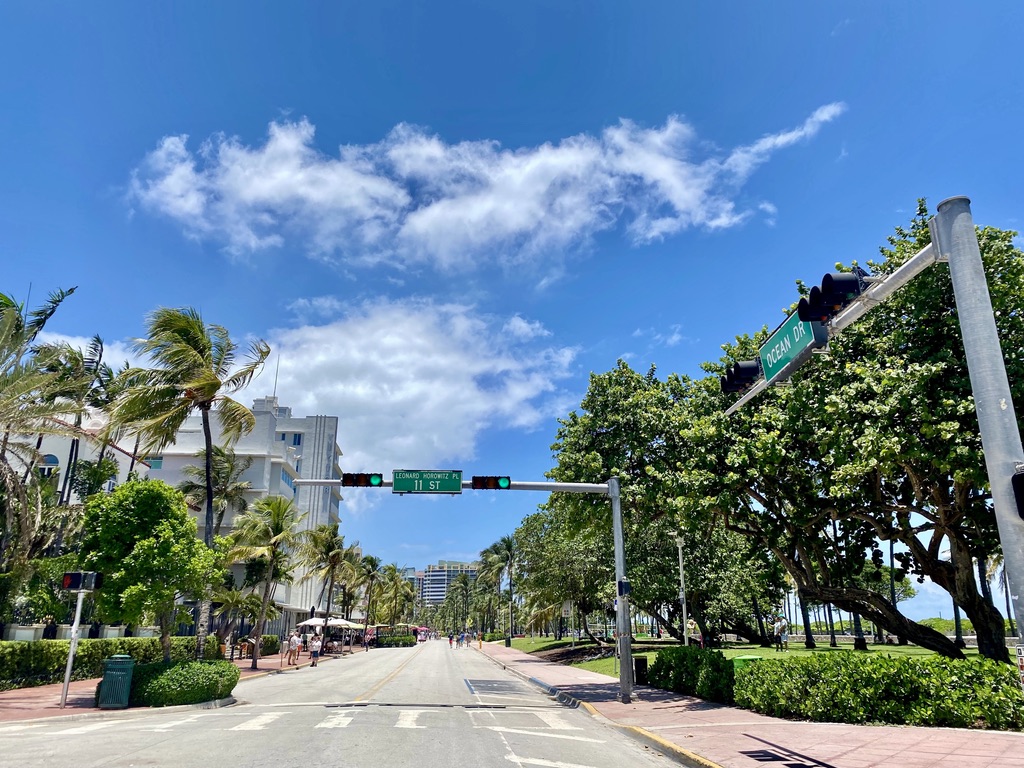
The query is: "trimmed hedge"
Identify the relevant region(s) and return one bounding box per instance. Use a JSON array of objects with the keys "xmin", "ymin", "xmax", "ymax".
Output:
[
  {"xmin": 734, "ymin": 652, "xmax": 1024, "ymax": 730},
  {"xmin": 0, "ymin": 636, "xmax": 222, "ymax": 691},
  {"xmin": 377, "ymin": 635, "xmax": 416, "ymax": 647},
  {"xmin": 127, "ymin": 660, "xmax": 240, "ymax": 707},
  {"xmin": 259, "ymin": 634, "xmax": 280, "ymax": 655},
  {"xmin": 648, "ymin": 645, "xmax": 734, "ymax": 704}
]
